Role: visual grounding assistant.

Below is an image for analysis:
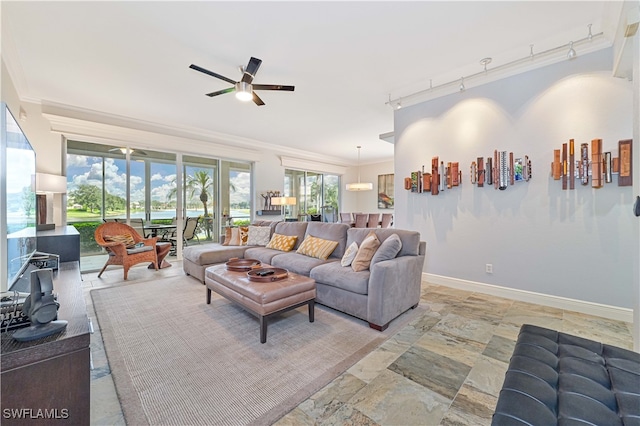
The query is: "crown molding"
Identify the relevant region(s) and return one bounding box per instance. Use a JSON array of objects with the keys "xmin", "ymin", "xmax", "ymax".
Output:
[
  {"xmin": 39, "ymin": 101, "xmax": 350, "ymax": 166},
  {"xmin": 280, "ymin": 156, "xmax": 347, "ymax": 175}
]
